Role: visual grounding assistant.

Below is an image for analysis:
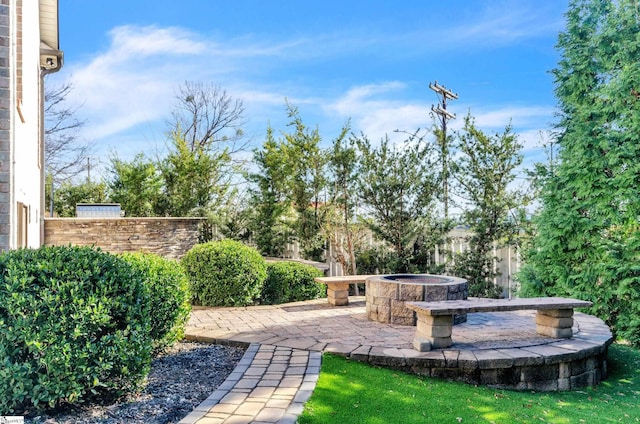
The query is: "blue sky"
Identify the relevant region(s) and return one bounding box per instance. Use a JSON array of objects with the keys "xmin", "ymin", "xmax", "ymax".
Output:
[{"xmin": 50, "ymin": 0, "xmax": 569, "ymax": 177}]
